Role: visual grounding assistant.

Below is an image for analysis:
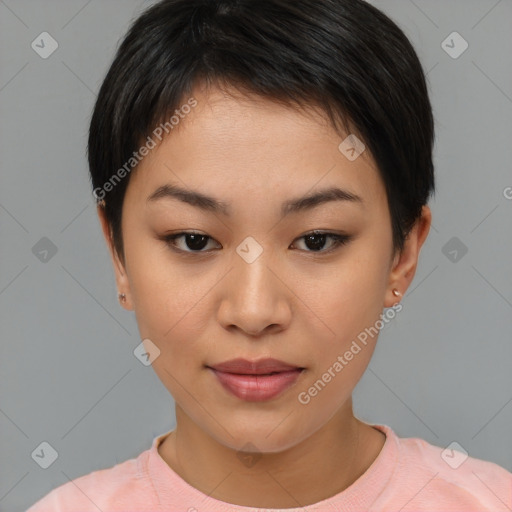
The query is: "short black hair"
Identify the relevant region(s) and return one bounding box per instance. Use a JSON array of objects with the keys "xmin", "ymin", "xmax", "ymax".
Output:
[{"xmin": 88, "ymin": 0, "xmax": 435, "ymax": 265}]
